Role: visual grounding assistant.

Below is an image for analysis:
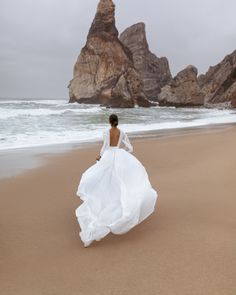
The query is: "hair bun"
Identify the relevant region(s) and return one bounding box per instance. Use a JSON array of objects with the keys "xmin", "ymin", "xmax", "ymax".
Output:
[{"xmin": 109, "ymin": 114, "xmax": 119, "ymax": 126}]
